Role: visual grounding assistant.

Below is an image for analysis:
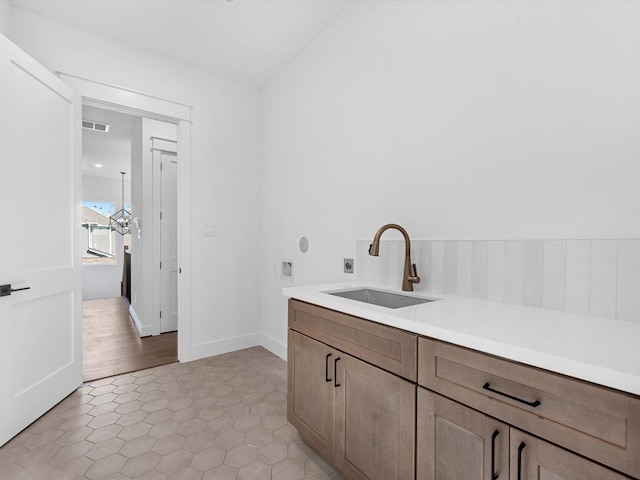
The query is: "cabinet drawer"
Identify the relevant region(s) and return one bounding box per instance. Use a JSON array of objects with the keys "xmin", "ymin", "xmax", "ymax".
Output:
[
  {"xmin": 289, "ymin": 299, "xmax": 417, "ymax": 381},
  {"xmin": 418, "ymin": 337, "xmax": 640, "ymax": 478}
]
